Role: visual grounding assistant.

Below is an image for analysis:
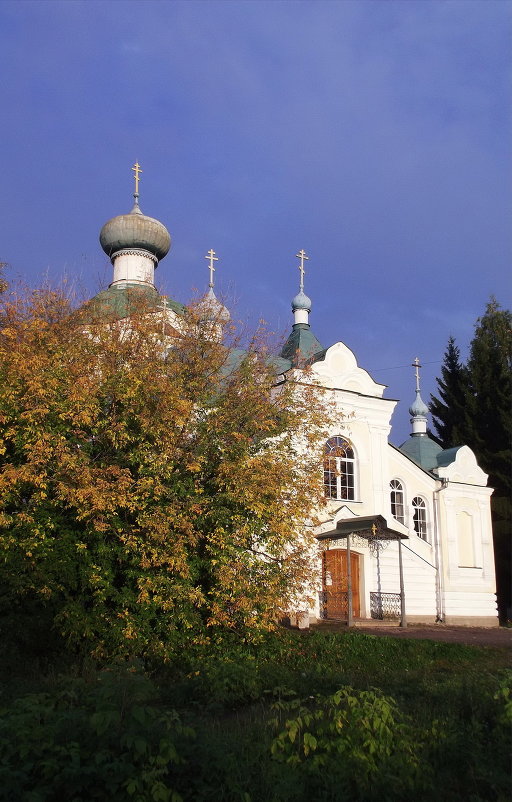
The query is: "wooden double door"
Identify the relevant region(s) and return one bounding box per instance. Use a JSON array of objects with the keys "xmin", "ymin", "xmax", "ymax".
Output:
[{"xmin": 323, "ymin": 549, "xmax": 360, "ymax": 619}]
